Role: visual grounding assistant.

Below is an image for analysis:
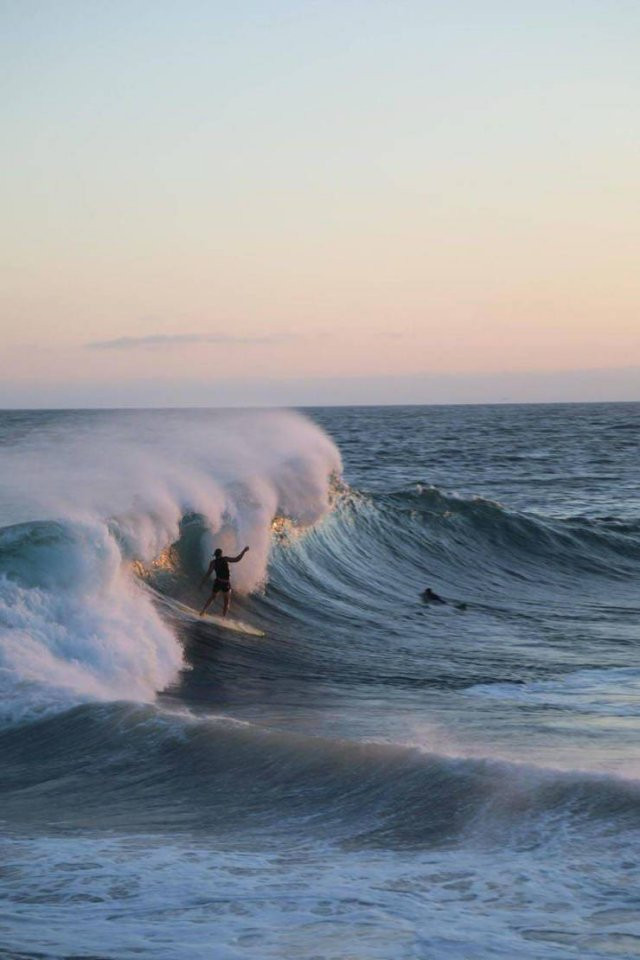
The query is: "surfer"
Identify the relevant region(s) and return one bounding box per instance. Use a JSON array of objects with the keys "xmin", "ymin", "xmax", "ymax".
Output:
[{"xmin": 199, "ymin": 546, "xmax": 249, "ymax": 617}]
